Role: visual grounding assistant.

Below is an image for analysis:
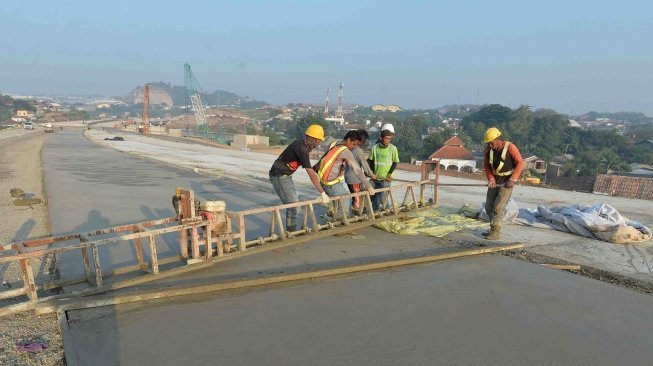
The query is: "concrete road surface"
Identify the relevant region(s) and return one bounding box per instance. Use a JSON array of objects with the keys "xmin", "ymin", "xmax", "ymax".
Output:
[
  {"xmin": 63, "ymin": 255, "xmax": 653, "ymax": 366},
  {"xmin": 42, "ymin": 131, "xmax": 653, "ymax": 365}
]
